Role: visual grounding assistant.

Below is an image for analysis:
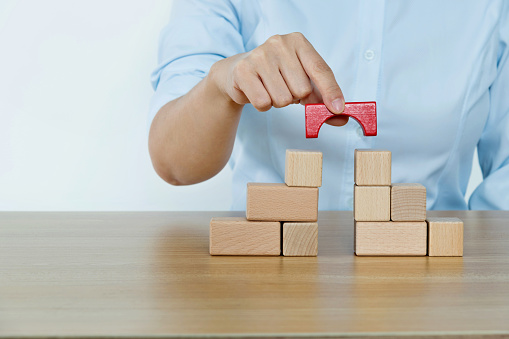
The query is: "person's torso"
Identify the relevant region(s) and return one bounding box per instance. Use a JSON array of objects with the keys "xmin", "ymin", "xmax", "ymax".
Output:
[{"xmin": 229, "ymin": 0, "xmax": 502, "ymax": 211}]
